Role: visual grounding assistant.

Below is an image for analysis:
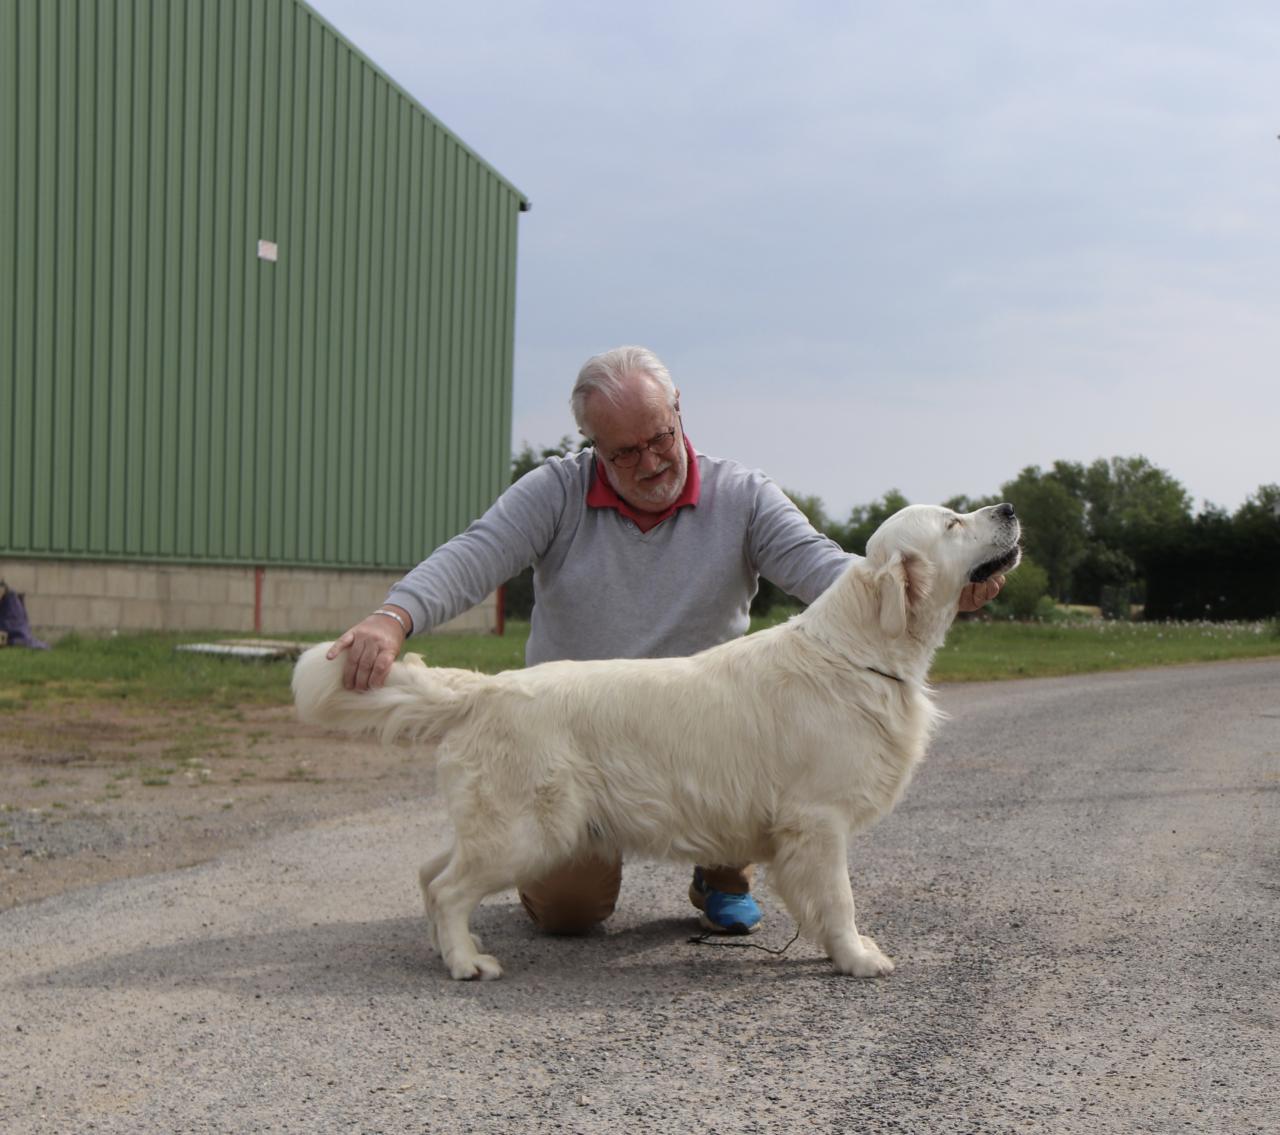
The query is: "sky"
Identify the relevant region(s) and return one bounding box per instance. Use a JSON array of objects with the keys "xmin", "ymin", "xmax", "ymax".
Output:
[{"xmin": 311, "ymin": 0, "xmax": 1279, "ymax": 521}]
